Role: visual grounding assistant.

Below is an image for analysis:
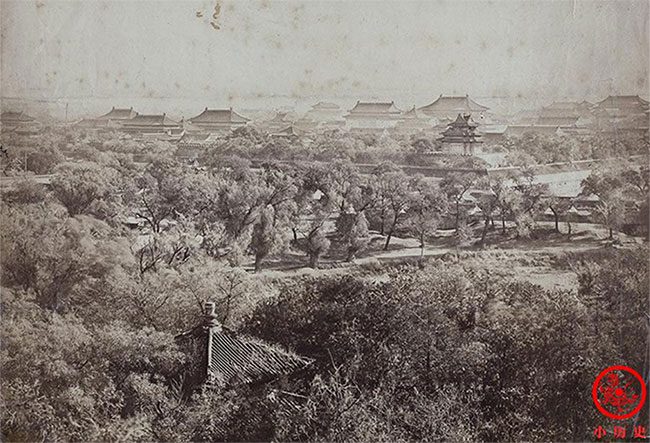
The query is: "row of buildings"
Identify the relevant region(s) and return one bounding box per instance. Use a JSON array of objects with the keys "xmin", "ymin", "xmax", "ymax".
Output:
[
  {"xmin": 69, "ymin": 93, "xmax": 646, "ymax": 136},
  {"xmin": 508, "ymin": 95, "xmax": 650, "ymax": 138},
  {"xmin": 2, "ymin": 94, "xmax": 647, "ymax": 155}
]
